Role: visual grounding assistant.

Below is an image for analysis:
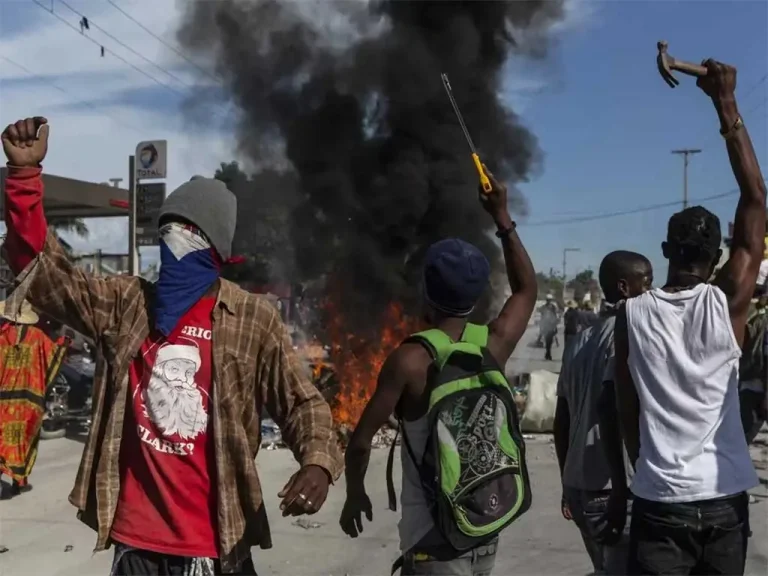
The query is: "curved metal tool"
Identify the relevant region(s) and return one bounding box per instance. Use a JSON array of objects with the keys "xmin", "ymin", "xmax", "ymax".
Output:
[{"xmin": 657, "ymin": 41, "xmax": 708, "ymax": 88}]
